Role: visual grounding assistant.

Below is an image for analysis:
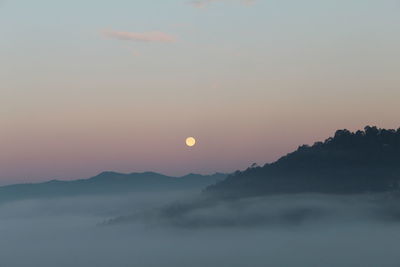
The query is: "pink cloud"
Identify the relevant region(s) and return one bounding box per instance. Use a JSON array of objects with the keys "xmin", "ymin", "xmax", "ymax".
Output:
[{"xmin": 102, "ymin": 30, "xmax": 176, "ymax": 43}]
